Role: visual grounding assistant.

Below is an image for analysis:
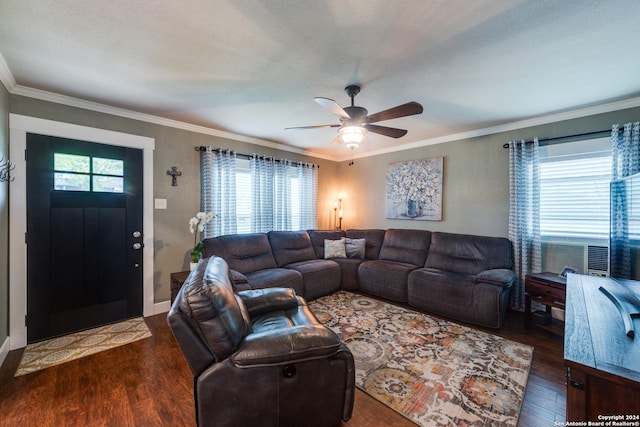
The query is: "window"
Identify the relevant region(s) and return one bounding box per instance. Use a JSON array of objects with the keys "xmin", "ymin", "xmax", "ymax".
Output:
[
  {"xmin": 54, "ymin": 153, "xmax": 124, "ymax": 193},
  {"xmin": 539, "ymin": 138, "xmax": 611, "ymax": 242},
  {"xmin": 204, "ymin": 154, "xmax": 316, "ymax": 237}
]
